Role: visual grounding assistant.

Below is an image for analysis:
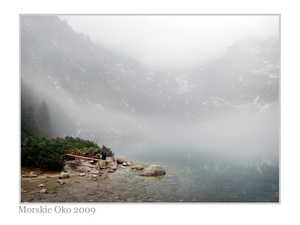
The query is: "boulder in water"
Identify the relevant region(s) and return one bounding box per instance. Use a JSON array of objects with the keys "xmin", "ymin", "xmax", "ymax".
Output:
[
  {"xmin": 117, "ymin": 156, "xmax": 125, "ymax": 164},
  {"xmin": 140, "ymin": 165, "xmax": 166, "ymax": 176}
]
